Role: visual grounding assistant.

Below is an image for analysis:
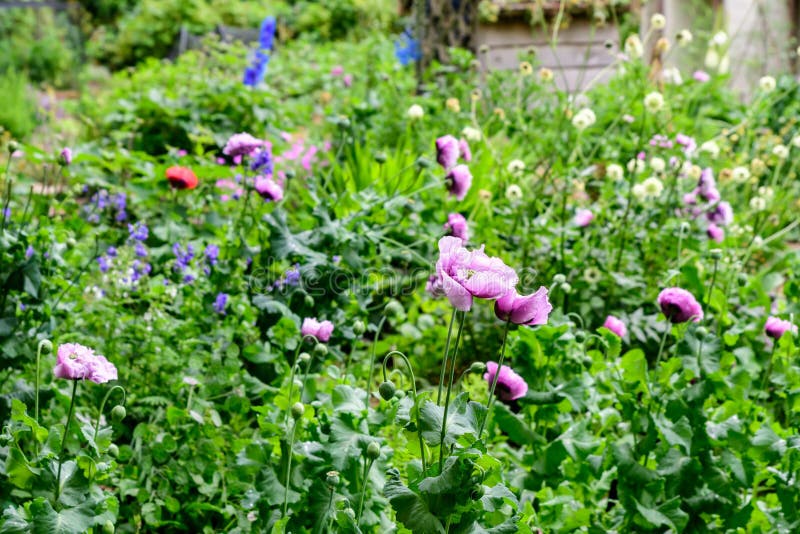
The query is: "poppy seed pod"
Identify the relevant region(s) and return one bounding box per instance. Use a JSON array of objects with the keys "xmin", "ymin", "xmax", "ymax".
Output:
[
  {"xmin": 326, "ymin": 471, "xmax": 340, "ymax": 487},
  {"xmin": 469, "ymin": 361, "xmax": 487, "ymax": 374},
  {"xmin": 39, "ymin": 339, "xmax": 53, "ymax": 355},
  {"xmin": 366, "ymin": 441, "xmax": 381, "ymax": 460},
  {"xmin": 111, "ymin": 405, "xmax": 126, "ymax": 423},
  {"xmin": 379, "ymin": 381, "xmax": 396, "ymax": 401},
  {"xmin": 352, "ymin": 320, "xmax": 366, "ymax": 335},
  {"xmin": 291, "ymin": 402, "xmax": 305, "ymax": 420},
  {"xmin": 298, "ymin": 352, "xmax": 311, "ymax": 364},
  {"xmin": 313, "ymin": 343, "xmax": 328, "ymax": 357}
]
